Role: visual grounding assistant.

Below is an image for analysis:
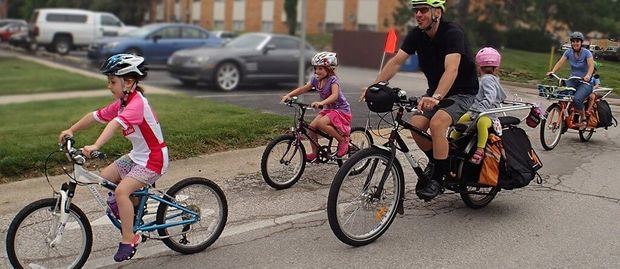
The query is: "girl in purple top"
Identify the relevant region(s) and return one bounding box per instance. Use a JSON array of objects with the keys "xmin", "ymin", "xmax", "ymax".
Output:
[
  {"xmin": 281, "ymin": 52, "xmax": 352, "ymax": 160},
  {"xmin": 547, "ymin": 31, "xmax": 594, "ymax": 130}
]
